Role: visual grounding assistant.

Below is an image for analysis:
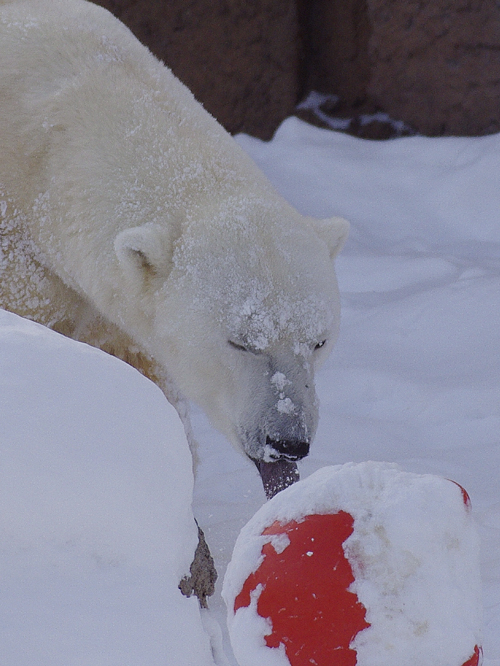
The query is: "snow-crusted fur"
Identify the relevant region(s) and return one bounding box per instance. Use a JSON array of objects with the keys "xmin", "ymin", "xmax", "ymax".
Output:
[{"xmin": 0, "ymin": 0, "xmax": 348, "ymax": 463}]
